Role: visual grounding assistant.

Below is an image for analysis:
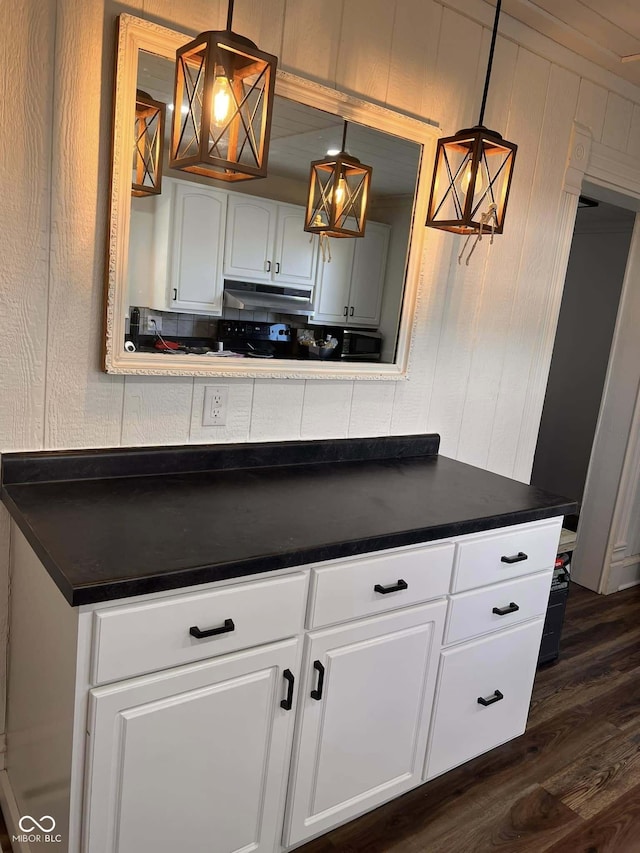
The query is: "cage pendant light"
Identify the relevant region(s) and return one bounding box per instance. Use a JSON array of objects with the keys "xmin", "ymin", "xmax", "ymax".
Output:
[
  {"xmin": 304, "ymin": 121, "xmax": 373, "ymax": 239},
  {"xmin": 426, "ymin": 0, "xmax": 516, "ymax": 236},
  {"xmin": 170, "ymin": 0, "xmax": 277, "ymax": 181},
  {"xmin": 132, "ymin": 90, "xmax": 165, "ymax": 197}
]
